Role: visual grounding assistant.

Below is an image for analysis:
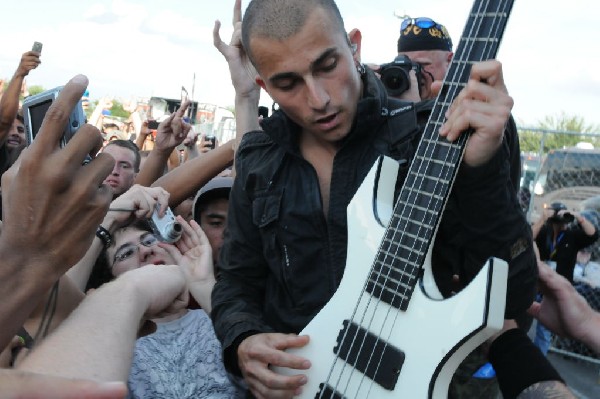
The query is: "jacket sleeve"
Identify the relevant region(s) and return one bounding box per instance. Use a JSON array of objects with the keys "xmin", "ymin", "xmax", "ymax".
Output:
[
  {"xmin": 211, "ymin": 137, "xmax": 276, "ymax": 374},
  {"xmin": 432, "ymin": 134, "xmax": 537, "ymax": 319}
]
